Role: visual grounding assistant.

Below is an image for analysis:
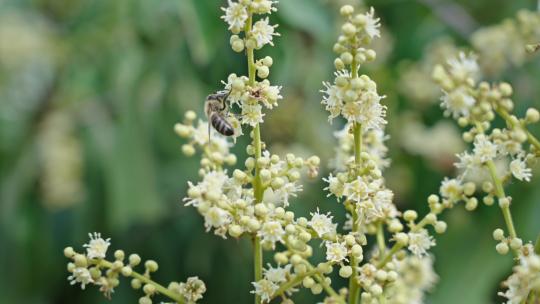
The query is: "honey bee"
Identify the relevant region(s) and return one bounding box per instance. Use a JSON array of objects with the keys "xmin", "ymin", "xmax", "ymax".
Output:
[{"xmin": 204, "ymin": 90, "xmax": 235, "ymax": 139}]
